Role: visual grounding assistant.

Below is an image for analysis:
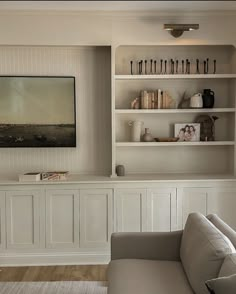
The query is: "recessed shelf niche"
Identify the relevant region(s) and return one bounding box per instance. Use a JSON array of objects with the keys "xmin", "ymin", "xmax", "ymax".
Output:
[{"xmin": 112, "ymin": 44, "xmax": 236, "ymax": 177}]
